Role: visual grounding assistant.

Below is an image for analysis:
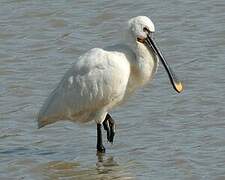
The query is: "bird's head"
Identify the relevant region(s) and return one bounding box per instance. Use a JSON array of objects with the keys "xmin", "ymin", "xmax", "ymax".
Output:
[
  {"xmin": 127, "ymin": 16, "xmax": 183, "ymax": 93},
  {"xmin": 128, "ymin": 16, "xmax": 155, "ymax": 43}
]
